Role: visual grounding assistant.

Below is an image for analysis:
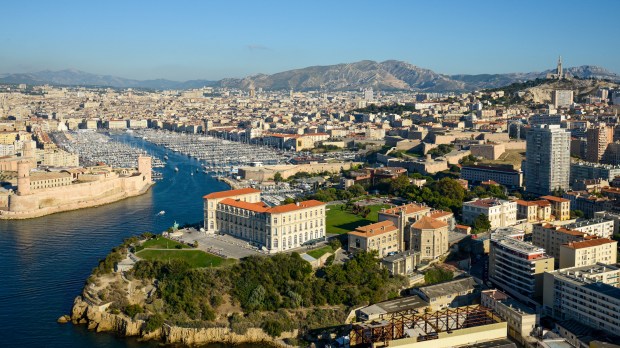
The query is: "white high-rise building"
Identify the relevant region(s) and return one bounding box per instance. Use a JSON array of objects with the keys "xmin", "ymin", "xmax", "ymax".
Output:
[{"xmin": 525, "ymin": 124, "xmax": 570, "ymax": 195}]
